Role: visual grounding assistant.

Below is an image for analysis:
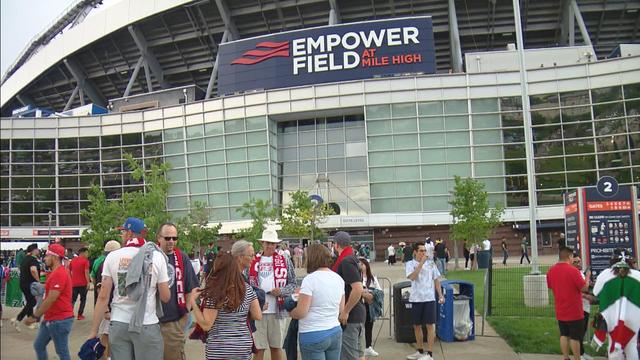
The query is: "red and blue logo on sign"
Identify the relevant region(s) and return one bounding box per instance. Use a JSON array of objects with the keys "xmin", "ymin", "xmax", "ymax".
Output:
[{"xmin": 231, "ymin": 41, "xmax": 290, "ymax": 65}]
